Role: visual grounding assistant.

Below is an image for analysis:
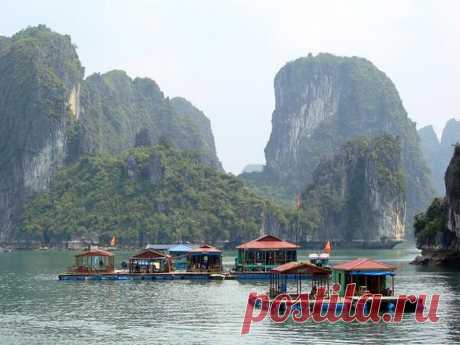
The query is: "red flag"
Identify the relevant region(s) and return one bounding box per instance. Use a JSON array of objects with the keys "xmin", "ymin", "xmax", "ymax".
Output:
[{"xmin": 324, "ymin": 241, "xmax": 332, "ymax": 254}]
